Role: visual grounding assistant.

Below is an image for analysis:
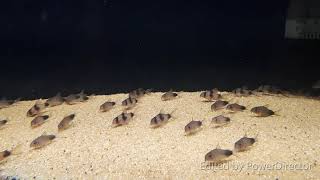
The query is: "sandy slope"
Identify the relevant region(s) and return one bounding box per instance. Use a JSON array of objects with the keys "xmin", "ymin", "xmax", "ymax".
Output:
[{"xmin": 0, "ymin": 92, "xmax": 320, "ymax": 179}]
